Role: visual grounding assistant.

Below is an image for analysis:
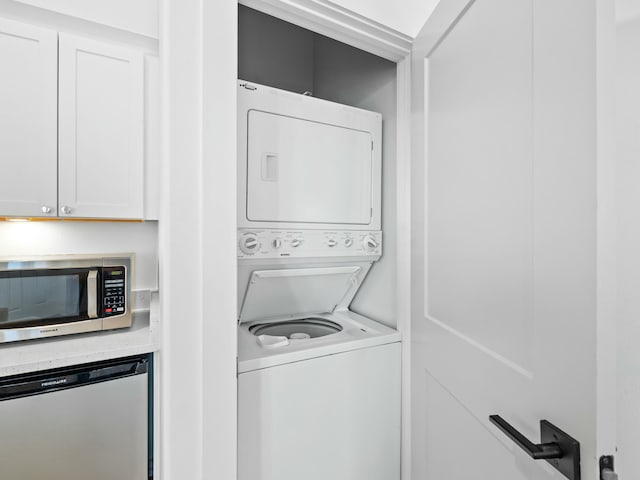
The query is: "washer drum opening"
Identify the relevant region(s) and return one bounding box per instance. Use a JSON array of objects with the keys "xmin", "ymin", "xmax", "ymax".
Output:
[{"xmin": 249, "ymin": 318, "xmax": 343, "ymax": 339}]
